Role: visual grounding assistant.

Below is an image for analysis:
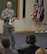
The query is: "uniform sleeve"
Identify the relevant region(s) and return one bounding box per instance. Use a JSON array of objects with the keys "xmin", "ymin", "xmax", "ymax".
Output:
[{"xmin": 1, "ymin": 10, "xmax": 7, "ymax": 20}]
